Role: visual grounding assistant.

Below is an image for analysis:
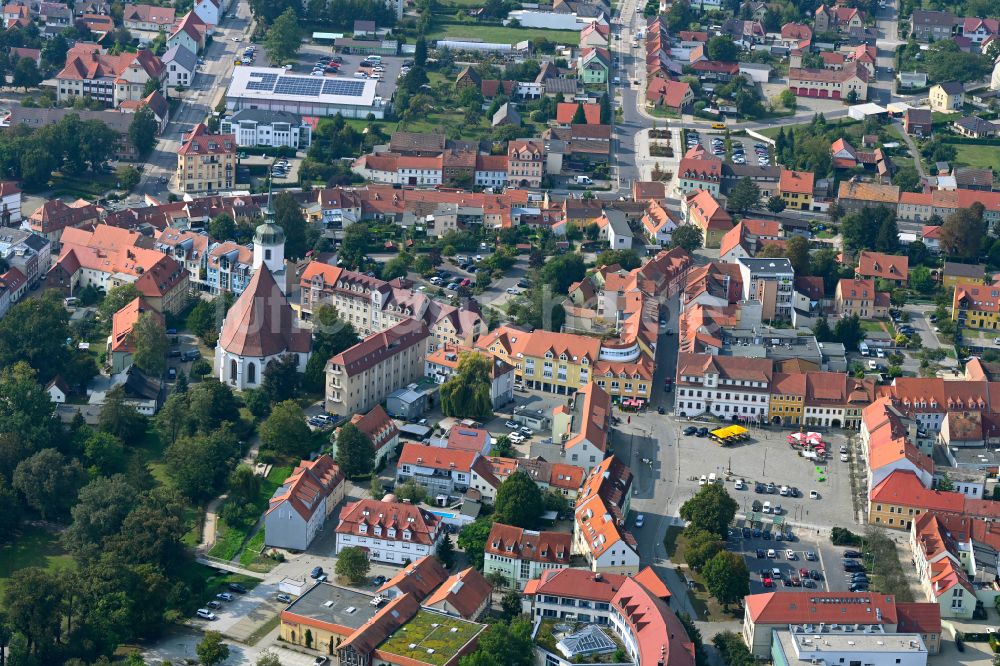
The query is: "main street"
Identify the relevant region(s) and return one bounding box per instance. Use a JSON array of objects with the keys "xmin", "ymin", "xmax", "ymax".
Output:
[{"xmin": 132, "ymin": 7, "xmax": 252, "ymax": 200}]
